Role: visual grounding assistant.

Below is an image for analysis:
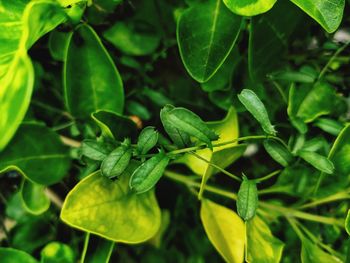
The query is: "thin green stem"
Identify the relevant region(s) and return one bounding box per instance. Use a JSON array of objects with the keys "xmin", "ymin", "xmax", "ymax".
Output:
[
  {"xmin": 298, "ymin": 191, "xmax": 350, "ymax": 210},
  {"xmin": 318, "ymin": 41, "xmax": 350, "ymax": 80},
  {"xmin": 286, "ymin": 217, "xmax": 305, "ymax": 240},
  {"xmin": 258, "ymin": 186, "xmax": 292, "ymax": 195},
  {"xmin": 189, "ymin": 151, "xmax": 241, "ymax": 182},
  {"xmin": 255, "ymin": 169, "xmax": 281, "ymax": 183},
  {"xmin": 271, "ymin": 80, "xmax": 288, "ymax": 104}
]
